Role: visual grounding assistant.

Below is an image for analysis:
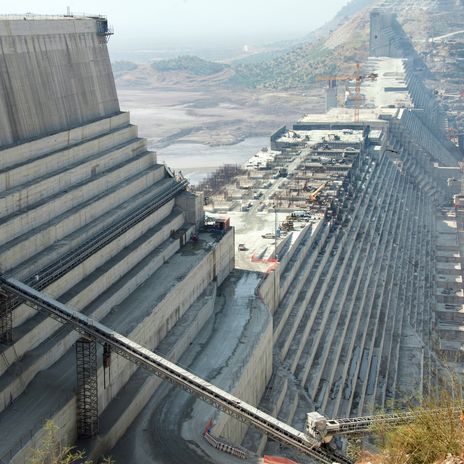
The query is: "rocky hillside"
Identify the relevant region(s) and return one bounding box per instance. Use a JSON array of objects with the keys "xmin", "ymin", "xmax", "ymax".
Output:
[
  {"xmin": 112, "ymin": 0, "xmax": 378, "ymax": 90},
  {"xmin": 231, "ymin": 0, "xmax": 464, "ymax": 88},
  {"xmin": 114, "ymin": 0, "xmax": 464, "ymax": 91},
  {"xmin": 230, "ymin": 44, "xmax": 338, "ymax": 89}
]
